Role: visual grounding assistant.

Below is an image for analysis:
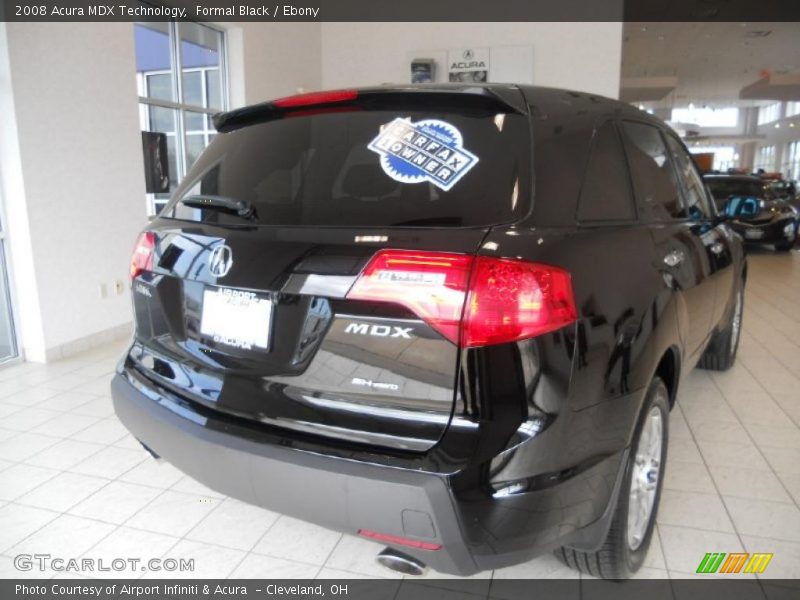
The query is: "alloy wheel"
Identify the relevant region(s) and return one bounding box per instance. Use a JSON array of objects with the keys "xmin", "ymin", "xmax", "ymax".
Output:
[
  {"xmin": 626, "ymin": 404, "xmax": 664, "ymax": 551},
  {"xmin": 730, "ymin": 289, "xmax": 743, "ymax": 358}
]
